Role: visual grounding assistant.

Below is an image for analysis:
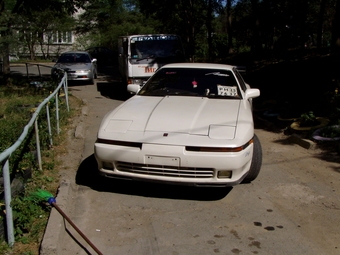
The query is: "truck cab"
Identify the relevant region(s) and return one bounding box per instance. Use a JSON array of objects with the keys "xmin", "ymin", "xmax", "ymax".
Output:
[{"xmin": 118, "ymin": 34, "xmax": 185, "ymax": 87}]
